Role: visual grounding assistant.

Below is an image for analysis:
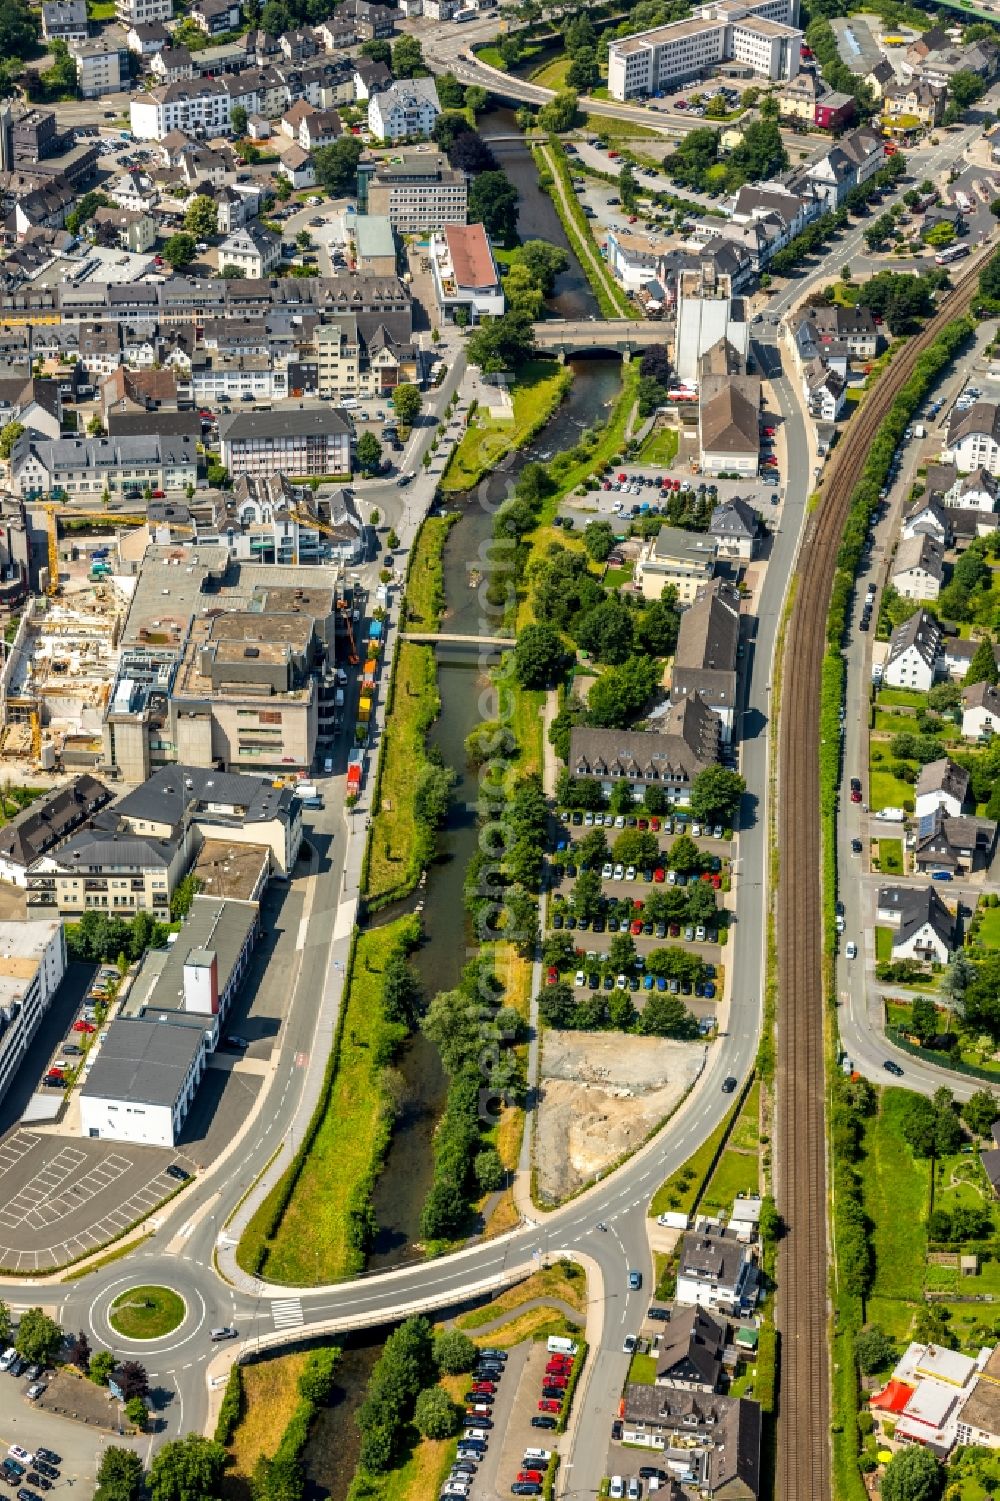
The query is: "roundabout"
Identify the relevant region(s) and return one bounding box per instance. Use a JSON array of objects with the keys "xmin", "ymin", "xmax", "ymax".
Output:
[{"xmin": 108, "ymin": 1285, "xmax": 187, "ymax": 1342}]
